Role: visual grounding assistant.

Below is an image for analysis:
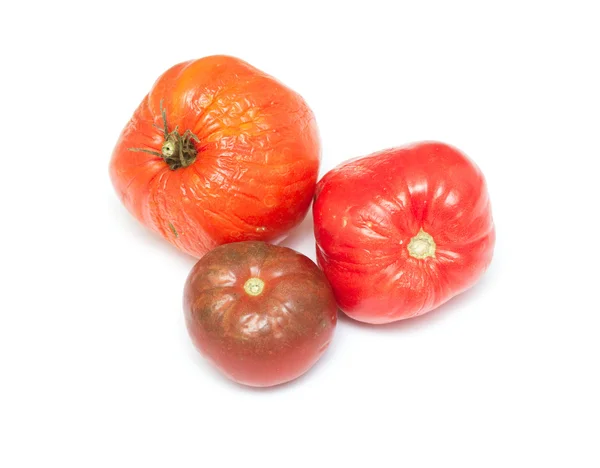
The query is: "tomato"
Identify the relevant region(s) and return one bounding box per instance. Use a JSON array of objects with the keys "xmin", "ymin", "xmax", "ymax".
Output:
[
  {"xmin": 183, "ymin": 241, "xmax": 337, "ymax": 387},
  {"xmin": 110, "ymin": 55, "xmax": 320, "ymax": 258},
  {"xmin": 313, "ymin": 142, "xmax": 495, "ymax": 324}
]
